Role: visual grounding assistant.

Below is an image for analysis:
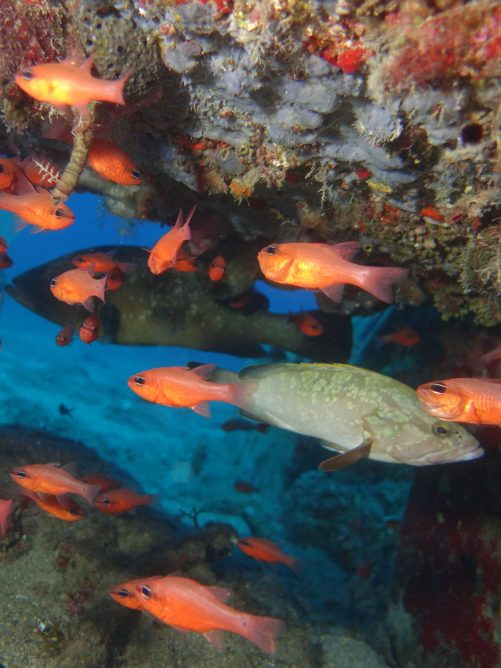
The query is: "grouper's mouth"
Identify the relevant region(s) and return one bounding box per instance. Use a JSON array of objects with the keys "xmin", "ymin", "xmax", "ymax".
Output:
[{"xmin": 424, "ymin": 444, "xmax": 484, "ymax": 465}]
